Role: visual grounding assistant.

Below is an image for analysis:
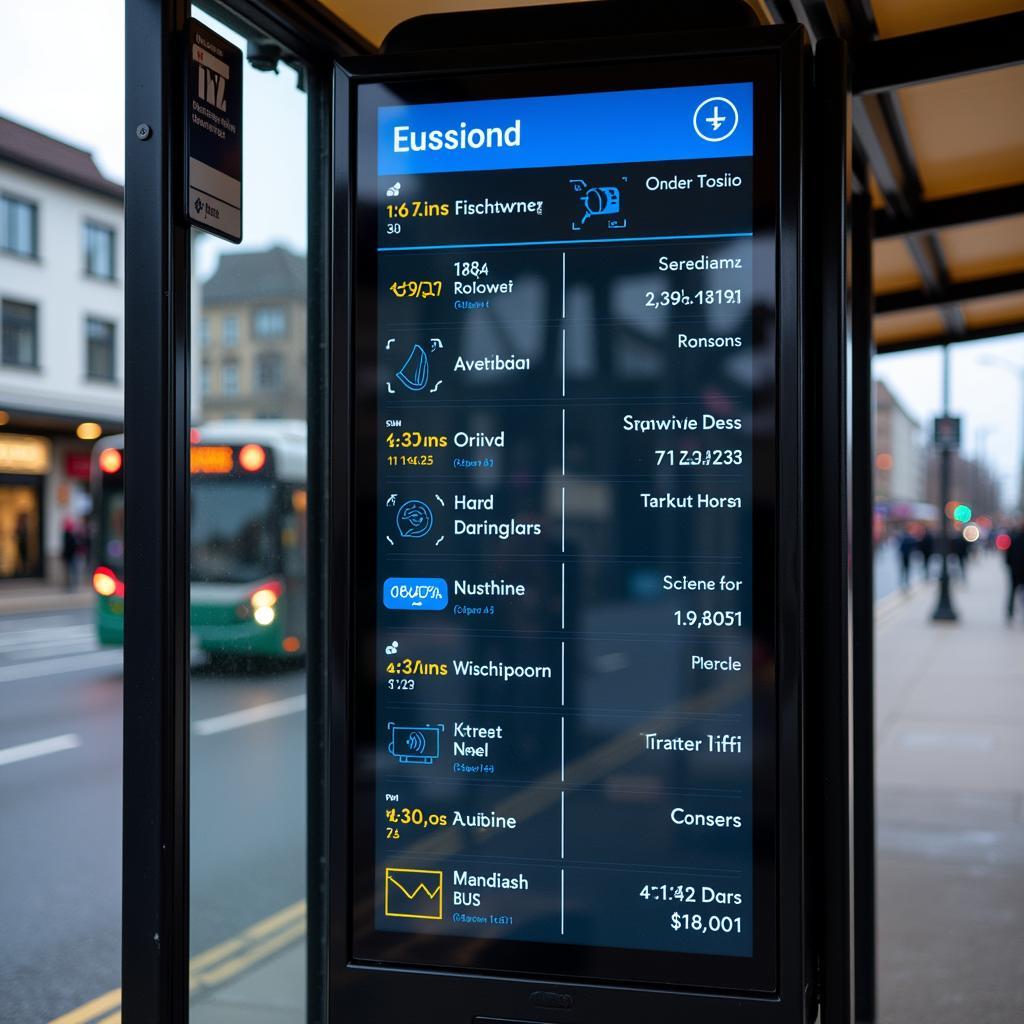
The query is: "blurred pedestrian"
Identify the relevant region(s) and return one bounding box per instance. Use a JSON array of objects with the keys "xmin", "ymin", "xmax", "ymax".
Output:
[
  {"xmin": 898, "ymin": 529, "xmax": 916, "ymax": 590},
  {"xmin": 1006, "ymin": 521, "xmax": 1024, "ymax": 623},
  {"xmin": 15, "ymin": 512, "xmax": 30, "ymax": 575},
  {"xmin": 61, "ymin": 516, "xmax": 78, "ymax": 590},
  {"xmin": 918, "ymin": 528, "xmax": 935, "ymax": 580},
  {"xmin": 952, "ymin": 531, "xmax": 969, "ymax": 578}
]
